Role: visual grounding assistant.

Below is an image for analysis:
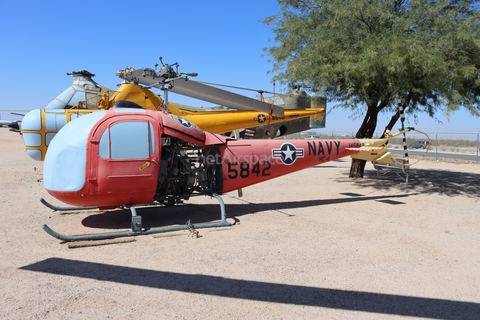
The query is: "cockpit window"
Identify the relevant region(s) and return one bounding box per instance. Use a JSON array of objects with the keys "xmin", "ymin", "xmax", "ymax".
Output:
[{"xmin": 99, "ymin": 121, "xmax": 155, "ymax": 159}]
